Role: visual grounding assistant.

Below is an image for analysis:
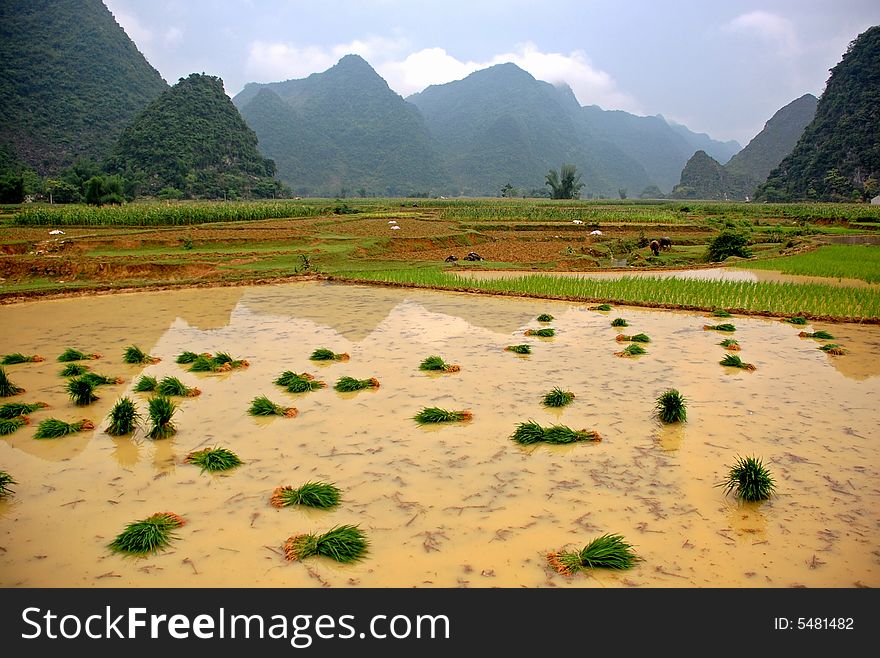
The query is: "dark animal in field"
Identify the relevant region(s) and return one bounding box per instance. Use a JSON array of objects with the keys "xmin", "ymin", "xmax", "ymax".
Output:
[
  {"xmin": 445, "ymin": 255, "xmax": 458, "ymax": 262},
  {"xmin": 649, "ymin": 240, "xmax": 660, "ymax": 256},
  {"xmin": 463, "ymin": 252, "xmax": 484, "ymax": 261},
  {"xmin": 659, "ymin": 236, "xmax": 672, "ymax": 250}
]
